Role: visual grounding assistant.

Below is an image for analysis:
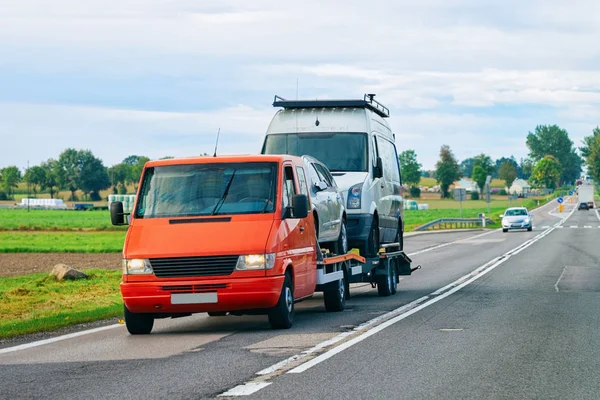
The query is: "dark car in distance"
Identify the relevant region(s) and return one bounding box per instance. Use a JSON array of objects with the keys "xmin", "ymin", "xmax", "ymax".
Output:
[{"xmin": 578, "ymin": 202, "xmax": 589, "ymax": 210}]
